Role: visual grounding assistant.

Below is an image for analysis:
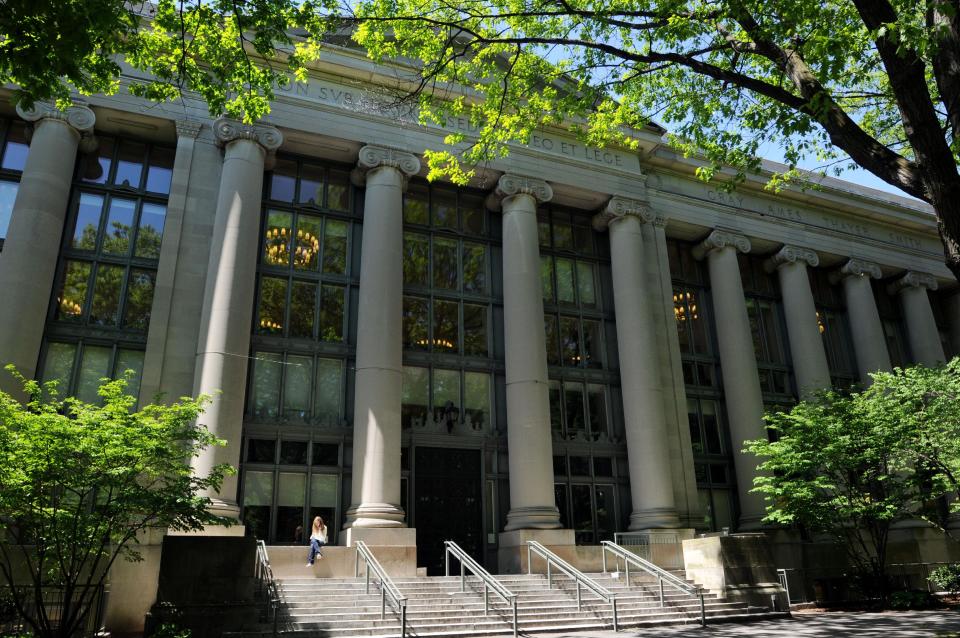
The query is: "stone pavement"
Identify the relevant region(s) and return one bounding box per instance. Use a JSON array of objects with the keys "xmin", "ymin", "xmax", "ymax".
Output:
[{"xmin": 527, "ymin": 610, "xmax": 960, "ymax": 637}]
